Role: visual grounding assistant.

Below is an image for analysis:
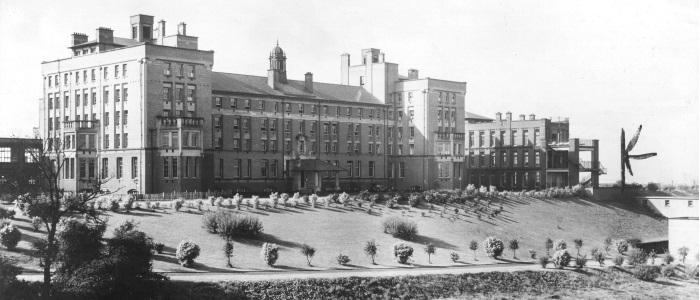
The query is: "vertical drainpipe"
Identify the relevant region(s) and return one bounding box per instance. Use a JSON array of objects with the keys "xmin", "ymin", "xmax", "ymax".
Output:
[
  {"xmin": 423, "ymin": 89, "xmax": 427, "ymax": 190},
  {"xmin": 140, "ymin": 57, "xmax": 146, "ymax": 194}
]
